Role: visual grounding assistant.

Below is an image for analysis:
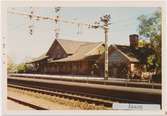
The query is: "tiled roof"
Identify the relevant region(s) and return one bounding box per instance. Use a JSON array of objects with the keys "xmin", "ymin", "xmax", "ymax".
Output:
[
  {"xmin": 50, "ymin": 42, "xmax": 103, "ymax": 62},
  {"xmin": 28, "ymin": 38, "xmax": 153, "ymax": 64},
  {"xmin": 56, "ymin": 39, "xmax": 93, "ymax": 54}
]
